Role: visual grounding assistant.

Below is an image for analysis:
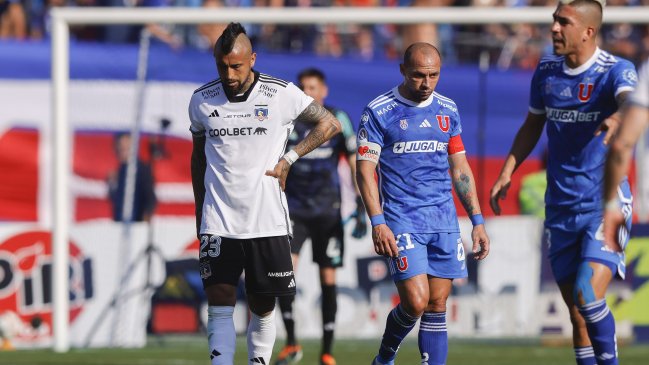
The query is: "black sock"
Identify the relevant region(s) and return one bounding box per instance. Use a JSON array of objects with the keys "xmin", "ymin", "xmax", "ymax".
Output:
[
  {"xmin": 321, "ymin": 284, "xmax": 337, "ymax": 355},
  {"xmin": 278, "ymin": 295, "xmax": 296, "ymax": 345}
]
